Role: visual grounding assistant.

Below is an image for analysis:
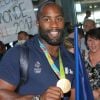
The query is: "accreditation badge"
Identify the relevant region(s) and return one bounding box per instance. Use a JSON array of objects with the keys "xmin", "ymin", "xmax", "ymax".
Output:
[{"xmin": 57, "ymin": 78, "xmax": 71, "ymax": 93}]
